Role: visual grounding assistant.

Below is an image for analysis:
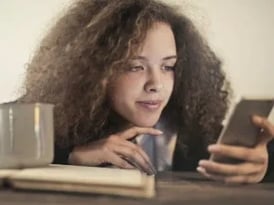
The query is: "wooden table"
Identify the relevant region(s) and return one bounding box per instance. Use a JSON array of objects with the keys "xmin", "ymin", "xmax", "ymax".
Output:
[{"xmin": 1, "ymin": 171, "xmax": 274, "ymax": 205}]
